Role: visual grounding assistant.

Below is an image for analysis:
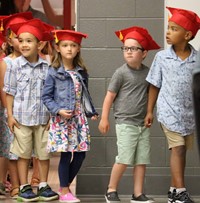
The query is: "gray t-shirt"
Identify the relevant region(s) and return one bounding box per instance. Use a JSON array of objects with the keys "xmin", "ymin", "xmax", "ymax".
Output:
[{"xmin": 108, "ymin": 63, "xmax": 149, "ymax": 125}]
